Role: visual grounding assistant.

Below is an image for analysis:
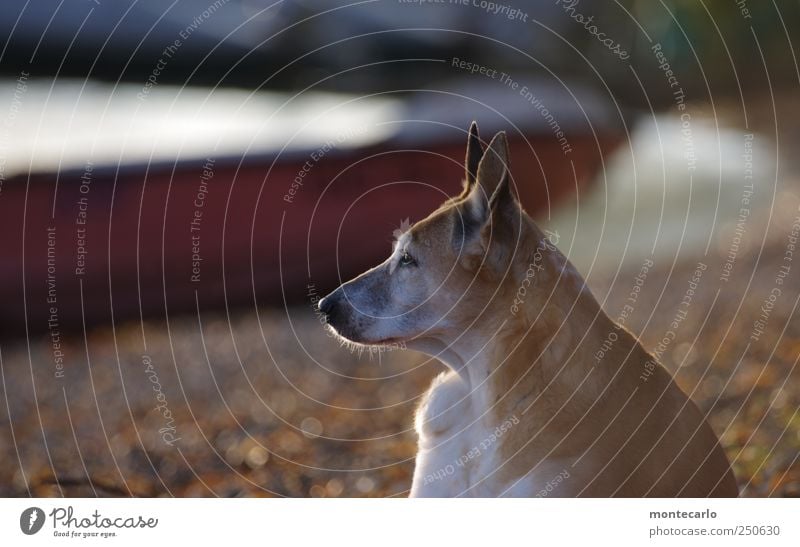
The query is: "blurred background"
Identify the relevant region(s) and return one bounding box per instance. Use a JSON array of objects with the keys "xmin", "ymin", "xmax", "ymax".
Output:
[{"xmin": 1, "ymin": 0, "xmax": 799, "ymax": 497}]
